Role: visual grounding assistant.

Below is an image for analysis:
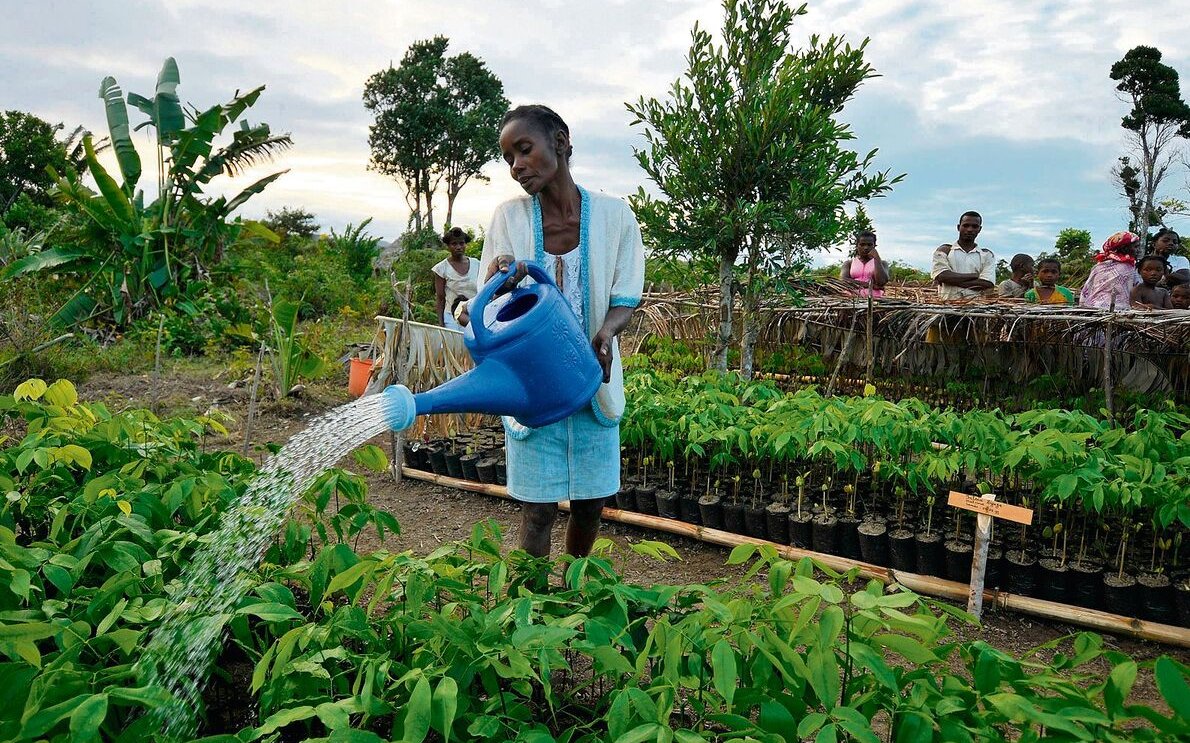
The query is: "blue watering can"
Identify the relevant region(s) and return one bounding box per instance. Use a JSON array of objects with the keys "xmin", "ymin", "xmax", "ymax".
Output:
[{"xmin": 381, "ymin": 260, "xmax": 603, "ymax": 431}]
